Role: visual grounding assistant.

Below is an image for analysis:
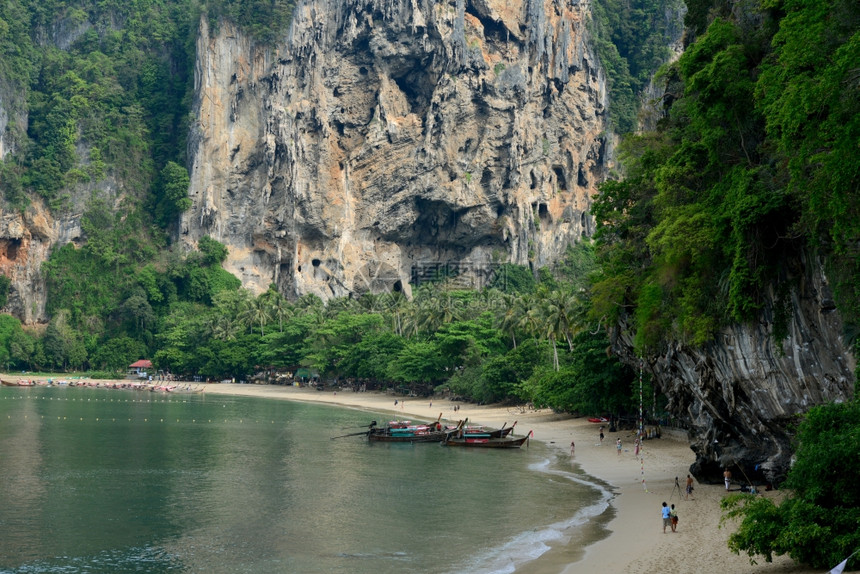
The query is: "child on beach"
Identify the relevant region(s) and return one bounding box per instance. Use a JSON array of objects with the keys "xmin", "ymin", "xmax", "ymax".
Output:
[{"xmin": 661, "ymin": 502, "xmax": 671, "ymax": 533}]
